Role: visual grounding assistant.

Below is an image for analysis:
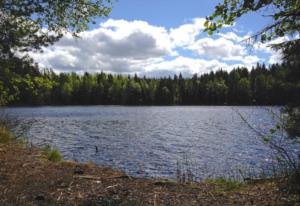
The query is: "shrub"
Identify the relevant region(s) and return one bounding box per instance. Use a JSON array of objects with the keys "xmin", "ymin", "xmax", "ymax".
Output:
[{"xmin": 47, "ymin": 149, "xmax": 62, "ymax": 162}]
